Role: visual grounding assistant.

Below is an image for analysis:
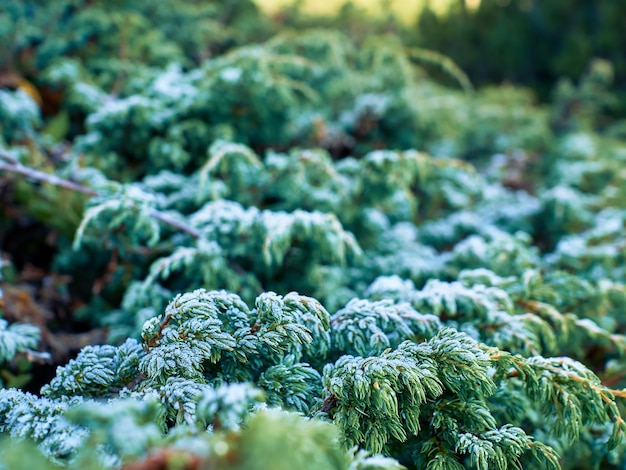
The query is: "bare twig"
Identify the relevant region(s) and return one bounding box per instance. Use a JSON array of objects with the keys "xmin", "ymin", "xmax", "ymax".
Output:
[
  {"xmin": 148, "ymin": 209, "xmax": 200, "ymax": 238},
  {"xmin": 0, "ymin": 157, "xmax": 95, "ymax": 196},
  {"xmin": 0, "ymin": 149, "xmax": 201, "ymax": 238}
]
